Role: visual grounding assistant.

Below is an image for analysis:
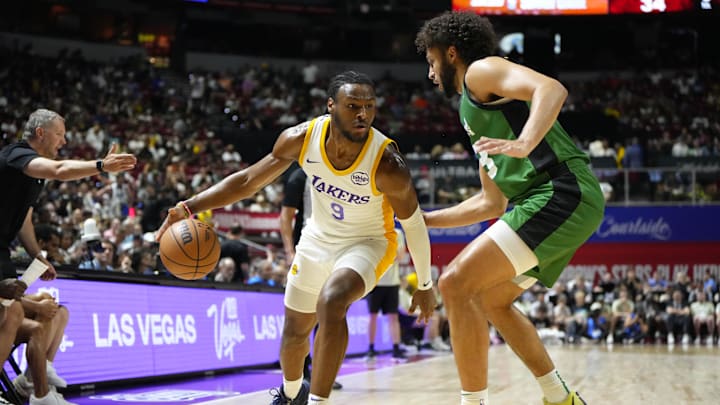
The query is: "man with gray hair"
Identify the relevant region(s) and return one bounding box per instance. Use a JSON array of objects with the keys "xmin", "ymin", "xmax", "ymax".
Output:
[{"xmin": 0, "ymin": 108, "xmax": 136, "ymax": 405}]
